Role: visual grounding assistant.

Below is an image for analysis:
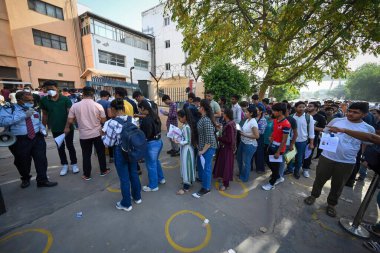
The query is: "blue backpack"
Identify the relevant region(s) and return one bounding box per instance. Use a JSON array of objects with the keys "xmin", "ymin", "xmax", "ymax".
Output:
[{"xmin": 113, "ymin": 117, "xmax": 147, "ymax": 161}]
